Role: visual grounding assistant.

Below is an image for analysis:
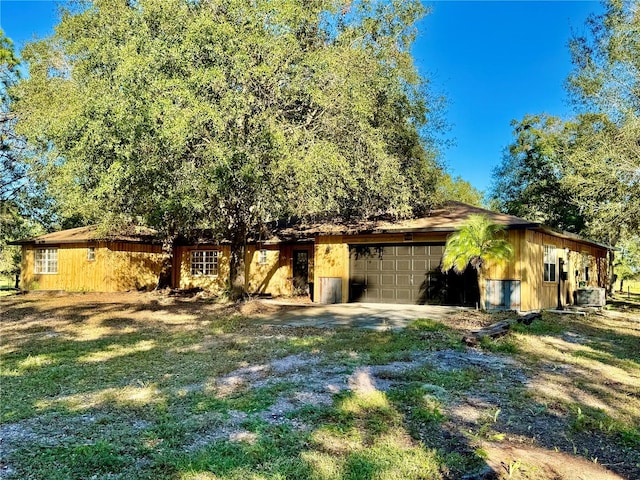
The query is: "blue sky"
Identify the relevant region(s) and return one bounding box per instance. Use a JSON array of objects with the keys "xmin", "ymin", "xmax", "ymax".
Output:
[{"xmin": 1, "ymin": 0, "xmax": 602, "ymax": 194}]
